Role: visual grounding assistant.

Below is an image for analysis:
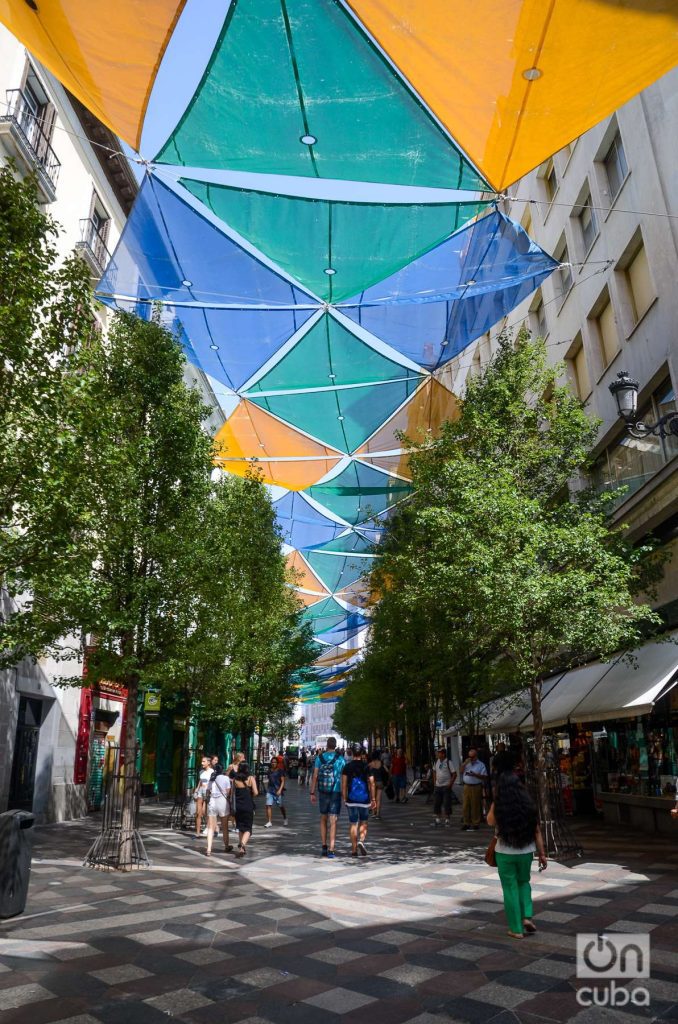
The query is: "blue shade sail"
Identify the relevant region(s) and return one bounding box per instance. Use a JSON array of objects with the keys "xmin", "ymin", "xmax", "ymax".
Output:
[
  {"xmin": 273, "ymin": 491, "xmax": 347, "ymax": 549},
  {"xmin": 96, "ymin": 174, "xmax": 318, "ymax": 389},
  {"xmin": 341, "ymin": 210, "xmax": 558, "ymax": 369},
  {"xmin": 307, "ymin": 460, "xmax": 413, "ymax": 525},
  {"xmin": 305, "ymin": 530, "xmax": 376, "ymax": 554}
]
